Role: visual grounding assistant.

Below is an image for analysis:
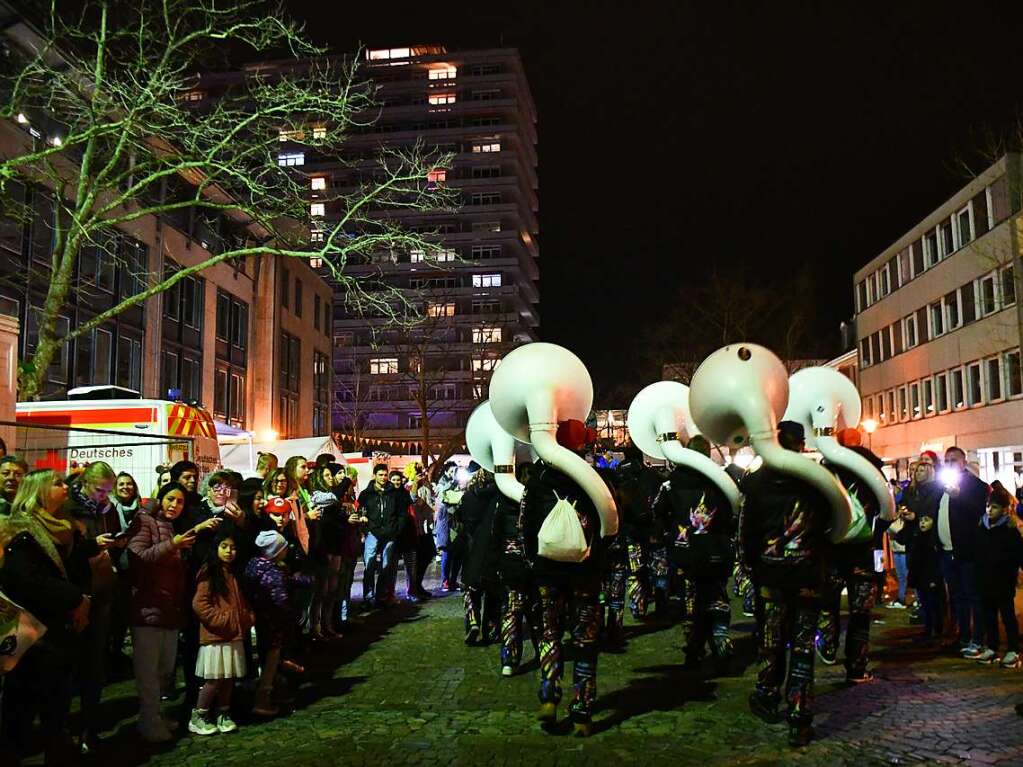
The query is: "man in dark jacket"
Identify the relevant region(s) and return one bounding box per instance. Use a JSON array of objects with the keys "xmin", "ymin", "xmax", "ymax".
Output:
[
  {"xmin": 358, "ymin": 464, "xmax": 406, "ymax": 606},
  {"xmin": 740, "ymin": 421, "xmax": 831, "ymax": 748},
  {"xmin": 936, "ymin": 446, "xmax": 990, "ymax": 654},
  {"xmin": 0, "ymin": 456, "xmax": 26, "ymax": 517},
  {"xmin": 518, "ymin": 421, "xmax": 608, "ymax": 737},
  {"xmin": 653, "ymin": 435, "xmax": 737, "ymax": 672}
]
